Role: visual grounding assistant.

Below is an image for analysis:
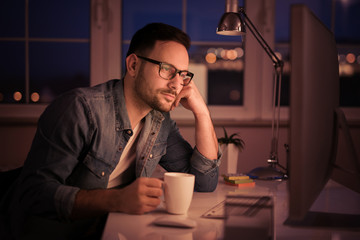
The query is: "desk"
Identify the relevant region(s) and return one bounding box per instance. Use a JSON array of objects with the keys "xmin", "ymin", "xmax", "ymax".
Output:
[{"xmin": 101, "ymin": 179, "xmax": 360, "ymax": 240}]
